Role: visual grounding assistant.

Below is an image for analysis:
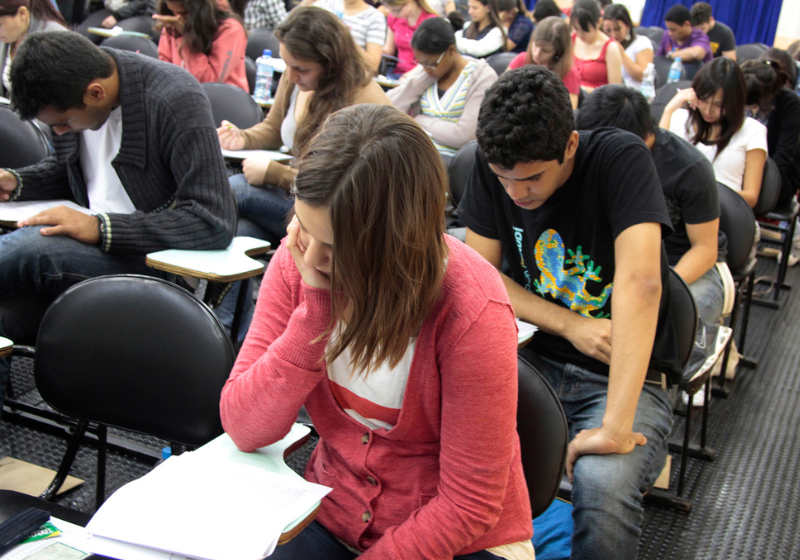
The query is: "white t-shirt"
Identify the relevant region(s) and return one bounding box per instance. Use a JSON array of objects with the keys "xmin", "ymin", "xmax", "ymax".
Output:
[
  {"xmin": 622, "ymin": 35, "xmax": 653, "ymax": 89},
  {"xmin": 314, "ymin": 0, "xmax": 387, "ymax": 49},
  {"xmin": 669, "ymin": 108, "xmax": 768, "ymax": 192},
  {"xmin": 427, "ymin": 0, "xmax": 450, "ymax": 16},
  {"xmin": 80, "ymin": 106, "xmax": 136, "ymax": 214}
]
